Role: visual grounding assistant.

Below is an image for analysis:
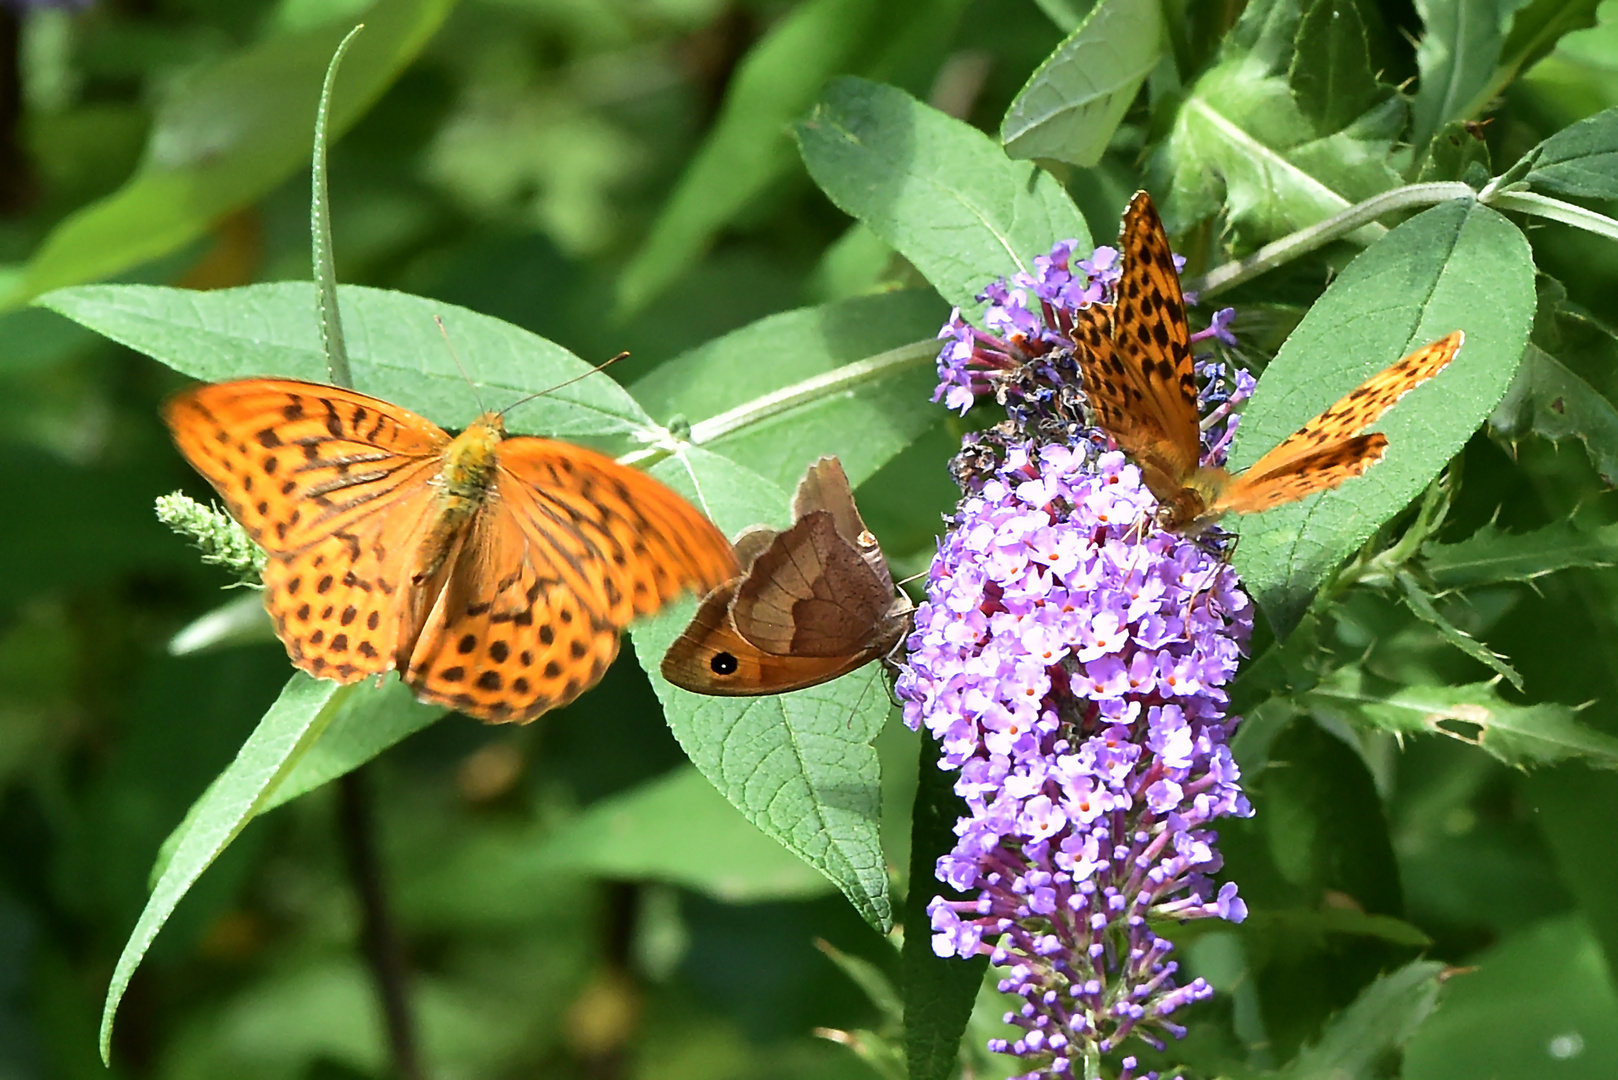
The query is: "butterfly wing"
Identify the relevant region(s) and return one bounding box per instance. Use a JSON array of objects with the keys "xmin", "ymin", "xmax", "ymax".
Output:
[
  {"xmin": 660, "ymin": 579, "xmax": 885, "ymax": 695},
  {"xmin": 403, "ymin": 438, "xmax": 739, "ymax": 722},
  {"xmin": 730, "ymin": 511, "xmax": 899, "ymax": 657},
  {"xmin": 1112, "ymin": 192, "xmax": 1202, "ymax": 477},
  {"xmin": 166, "ymin": 379, "xmax": 453, "ymax": 683},
  {"xmin": 1215, "ymin": 331, "xmax": 1463, "ymax": 514},
  {"xmin": 165, "ymin": 379, "xmax": 450, "ymax": 555},
  {"xmin": 791, "ymin": 456, "xmax": 894, "ymax": 590}
]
